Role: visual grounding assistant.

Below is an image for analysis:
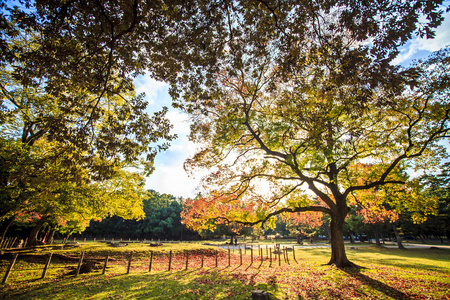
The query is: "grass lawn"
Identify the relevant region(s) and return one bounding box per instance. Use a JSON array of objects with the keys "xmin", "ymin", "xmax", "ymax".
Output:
[{"xmin": 0, "ymin": 241, "xmax": 449, "ymax": 299}]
